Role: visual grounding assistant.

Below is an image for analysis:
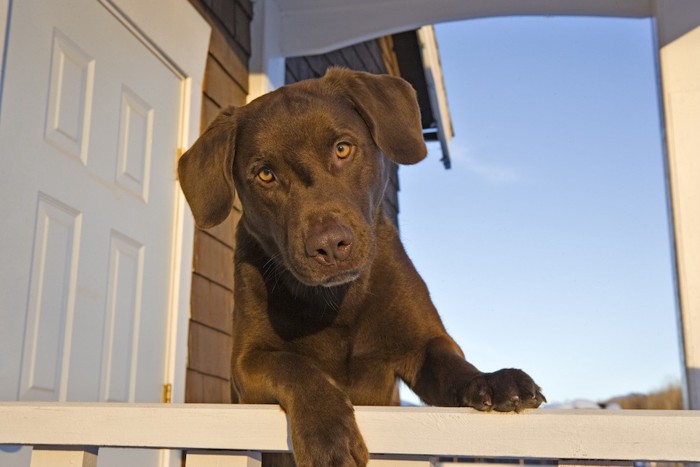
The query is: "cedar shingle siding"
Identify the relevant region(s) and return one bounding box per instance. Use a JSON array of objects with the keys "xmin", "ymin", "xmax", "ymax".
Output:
[{"xmin": 185, "ymin": 0, "xmax": 250, "ymax": 404}]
